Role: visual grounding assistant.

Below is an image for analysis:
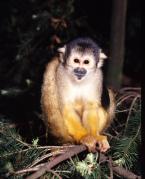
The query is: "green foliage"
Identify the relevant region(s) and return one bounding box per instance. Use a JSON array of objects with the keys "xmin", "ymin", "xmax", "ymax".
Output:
[
  {"xmin": 111, "ymin": 98, "xmax": 141, "ymax": 172},
  {"xmin": 76, "ymin": 153, "xmax": 99, "ymax": 177},
  {"xmin": 0, "ymin": 119, "xmax": 45, "ymax": 178},
  {"xmin": 75, "ymin": 153, "xmax": 109, "ymax": 179}
]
